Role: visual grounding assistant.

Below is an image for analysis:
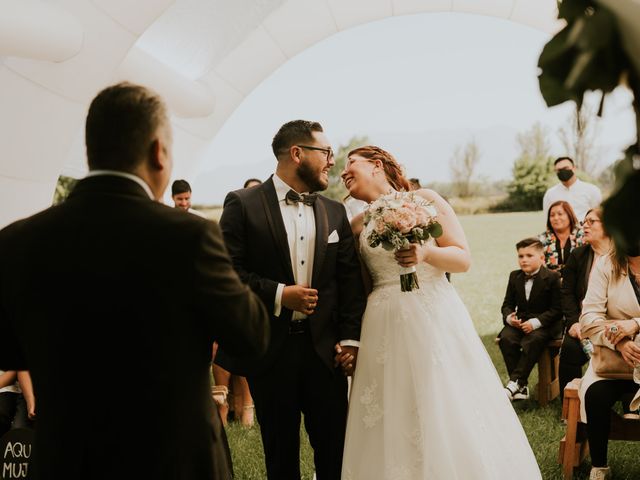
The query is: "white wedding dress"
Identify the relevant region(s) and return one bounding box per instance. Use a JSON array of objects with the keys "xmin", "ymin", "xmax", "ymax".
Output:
[{"xmin": 341, "ymin": 222, "xmax": 542, "ymax": 480}]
